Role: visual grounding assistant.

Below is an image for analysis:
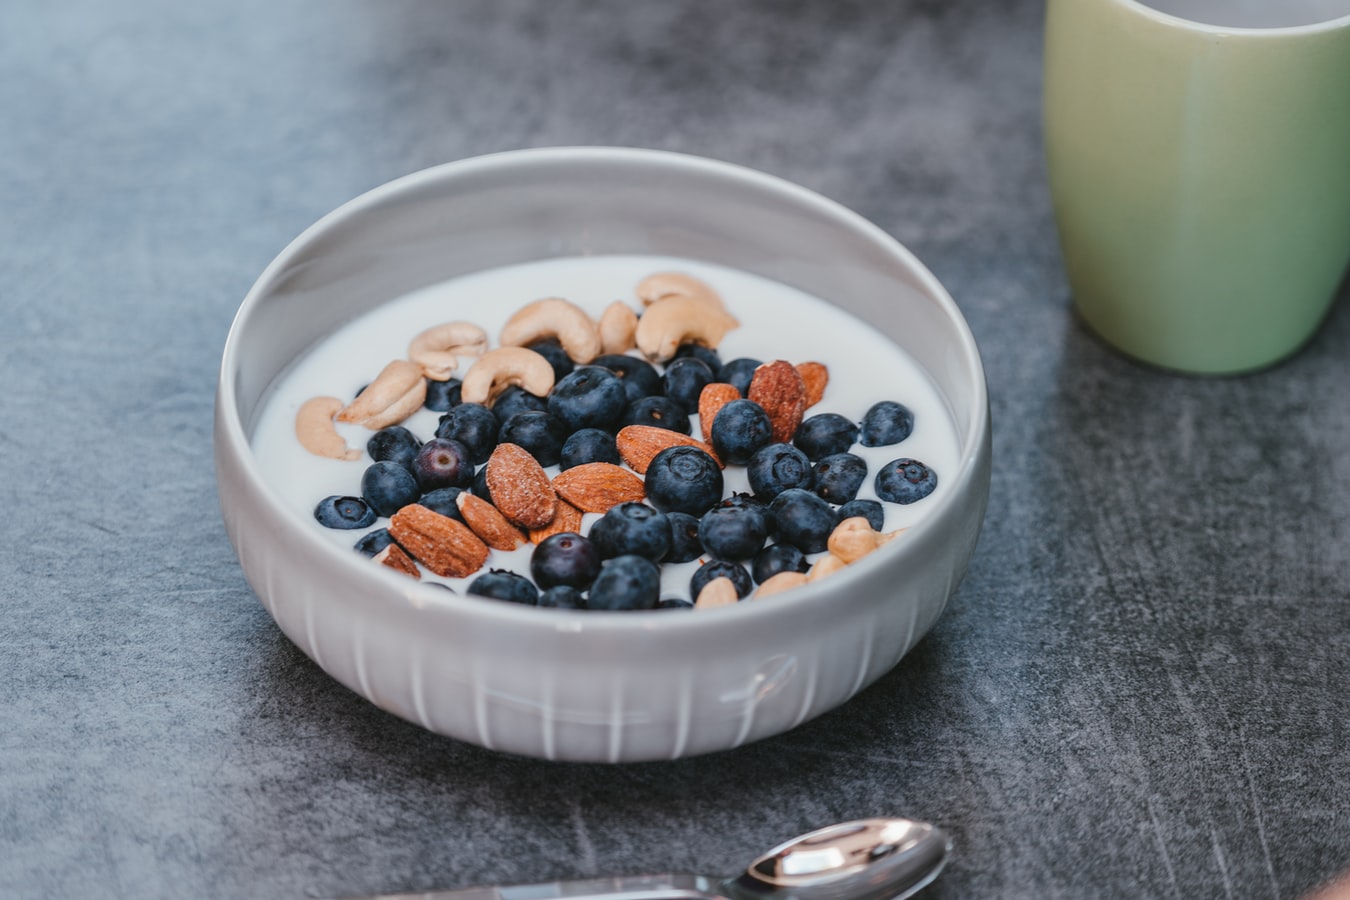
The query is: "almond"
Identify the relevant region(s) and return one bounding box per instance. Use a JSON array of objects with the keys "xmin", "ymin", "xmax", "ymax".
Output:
[
  {"xmin": 615, "ymin": 425, "xmax": 723, "ymax": 474},
  {"xmin": 485, "ymin": 443, "xmax": 558, "ymax": 529},
  {"xmin": 694, "ymin": 576, "xmax": 739, "ymax": 610},
  {"xmin": 372, "ymin": 543, "xmax": 421, "ymax": 580},
  {"xmin": 598, "ymin": 300, "xmax": 638, "ymax": 354},
  {"xmin": 388, "ymin": 504, "xmax": 489, "ymax": 578},
  {"xmin": 552, "ymin": 462, "xmax": 646, "ymax": 513},
  {"xmin": 796, "ymin": 361, "xmax": 829, "ymax": 408},
  {"xmin": 878, "ymin": 527, "xmax": 907, "ymax": 546},
  {"xmin": 828, "ymin": 516, "xmax": 881, "ymax": 563},
  {"xmin": 529, "ymin": 498, "xmax": 584, "ymax": 544},
  {"xmin": 456, "ymin": 492, "xmax": 528, "ymax": 551},
  {"xmin": 748, "ymin": 360, "xmax": 808, "ymax": 444},
  {"xmin": 755, "ymin": 570, "xmax": 808, "ymax": 598},
  {"xmin": 806, "ymin": 552, "xmax": 848, "ymax": 582},
  {"xmin": 697, "ymin": 382, "xmax": 741, "ymax": 441}
]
